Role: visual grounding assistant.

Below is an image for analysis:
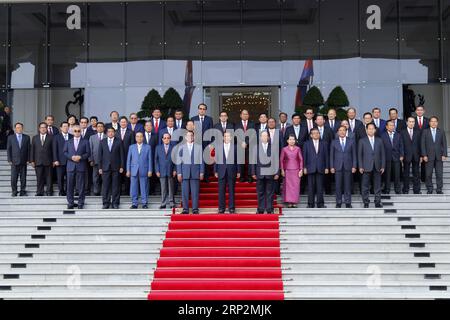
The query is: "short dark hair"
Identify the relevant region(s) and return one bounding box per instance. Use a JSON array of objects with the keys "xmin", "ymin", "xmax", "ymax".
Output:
[
  {"xmin": 363, "ymin": 112, "xmax": 372, "ymax": 118},
  {"xmin": 279, "ymin": 112, "xmax": 287, "ymax": 118},
  {"xmin": 416, "ymin": 105, "xmax": 425, "ymax": 110},
  {"xmin": 366, "ymin": 123, "xmax": 376, "ymax": 129},
  {"xmin": 429, "ymin": 116, "xmax": 439, "ymax": 122},
  {"xmin": 90, "ymin": 116, "xmax": 98, "ymax": 122},
  {"xmin": 198, "ymin": 103, "xmax": 207, "ymax": 110},
  {"xmin": 310, "ymin": 127, "xmax": 319, "ymax": 134},
  {"xmin": 96, "ymin": 122, "xmax": 105, "ymax": 127},
  {"xmin": 107, "ymin": 127, "xmax": 116, "ymax": 132},
  {"xmin": 119, "ymin": 116, "xmax": 128, "ymax": 122},
  {"xmin": 15, "ymin": 122, "xmax": 23, "ymax": 128},
  {"xmin": 372, "ymin": 107, "xmax": 381, "ymax": 112},
  {"xmin": 338, "ymin": 125, "xmax": 347, "ymax": 131},
  {"xmin": 315, "ymin": 114, "xmax": 325, "ymax": 120},
  {"xmin": 38, "ymin": 122, "xmax": 47, "ymax": 128},
  {"xmin": 110, "ymin": 111, "xmax": 119, "ymax": 117},
  {"xmin": 60, "ymin": 121, "xmax": 69, "ymax": 127},
  {"xmin": 291, "ymin": 113, "xmax": 301, "ymax": 119},
  {"xmin": 166, "ymin": 116, "xmax": 174, "ymax": 122},
  {"xmin": 219, "ymin": 111, "xmax": 228, "ymax": 117},
  {"xmin": 80, "ymin": 117, "xmax": 89, "ymax": 123},
  {"xmin": 45, "ymin": 115, "xmax": 54, "ymax": 120},
  {"xmin": 175, "ymin": 109, "xmax": 183, "ymax": 114},
  {"xmin": 389, "ymin": 107, "xmax": 398, "ymax": 114},
  {"xmin": 305, "ymin": 107, "xmax": 314, "ymax": 113},
  {"xmin": 259, "ymin": 112, "xmax": 268, "ymax": 118}
]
